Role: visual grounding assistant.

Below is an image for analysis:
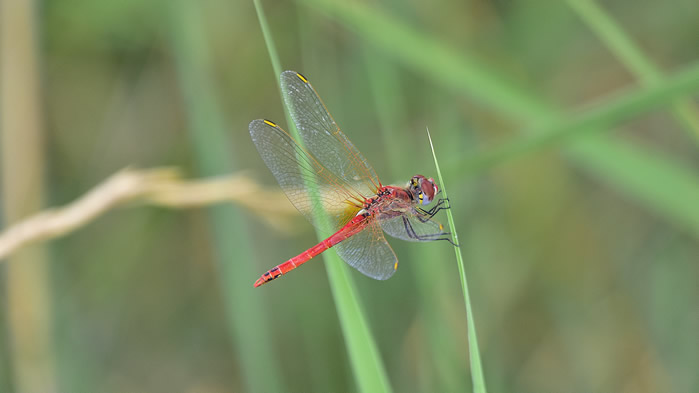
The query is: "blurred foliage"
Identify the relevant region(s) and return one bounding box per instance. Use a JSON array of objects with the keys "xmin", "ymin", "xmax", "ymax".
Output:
[{"xmin": 1, "ymin": 0, "xmax": 698, "ymax": 392}]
